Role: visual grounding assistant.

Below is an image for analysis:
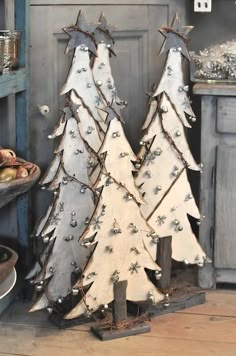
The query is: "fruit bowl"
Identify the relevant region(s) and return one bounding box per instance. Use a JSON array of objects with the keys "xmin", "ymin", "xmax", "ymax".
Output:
[{"xmin": 0, "ymin": 158, "xmax": 40, "ymax": 208}]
